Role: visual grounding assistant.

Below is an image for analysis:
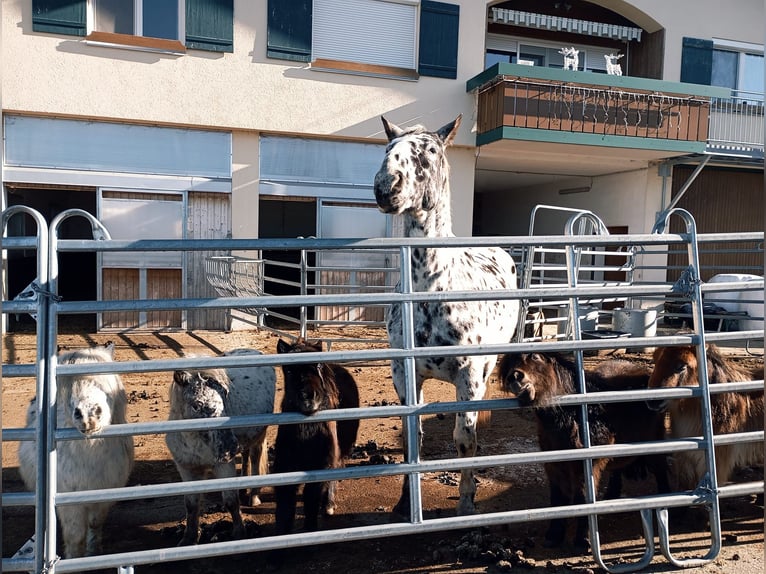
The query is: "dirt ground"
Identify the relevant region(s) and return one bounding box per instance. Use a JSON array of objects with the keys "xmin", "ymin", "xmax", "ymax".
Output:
[{"xmin": 2, "ymin": 325, "xmax": 764, "ymax": 574}]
